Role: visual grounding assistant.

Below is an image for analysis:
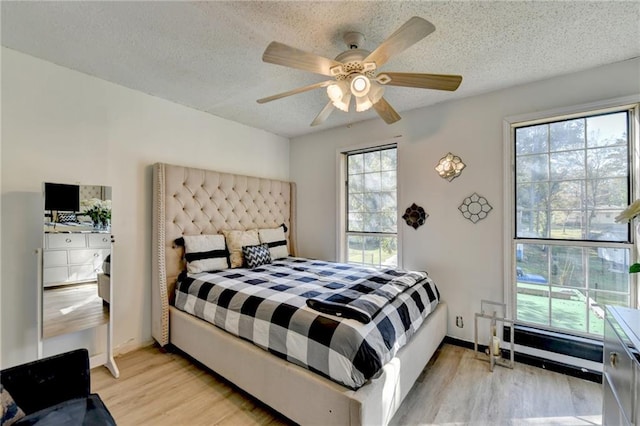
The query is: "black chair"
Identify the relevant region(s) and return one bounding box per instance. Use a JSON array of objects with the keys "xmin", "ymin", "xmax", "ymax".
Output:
[{"xmin": 1, "ymin": 349, "xmax": 116, "ymax": 425}]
